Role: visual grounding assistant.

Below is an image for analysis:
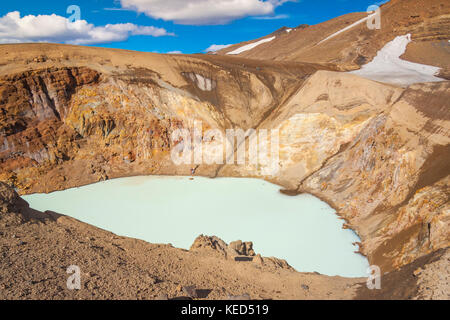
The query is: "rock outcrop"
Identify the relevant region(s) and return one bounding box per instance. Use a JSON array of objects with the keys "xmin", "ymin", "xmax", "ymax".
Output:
[
  {"xmin": 190, "ymin": 235, "xmax": 292, "ymax": 270},
  {"xmin": 228, "ymin": 240, "xmax": 255, "ymax": 257}
]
